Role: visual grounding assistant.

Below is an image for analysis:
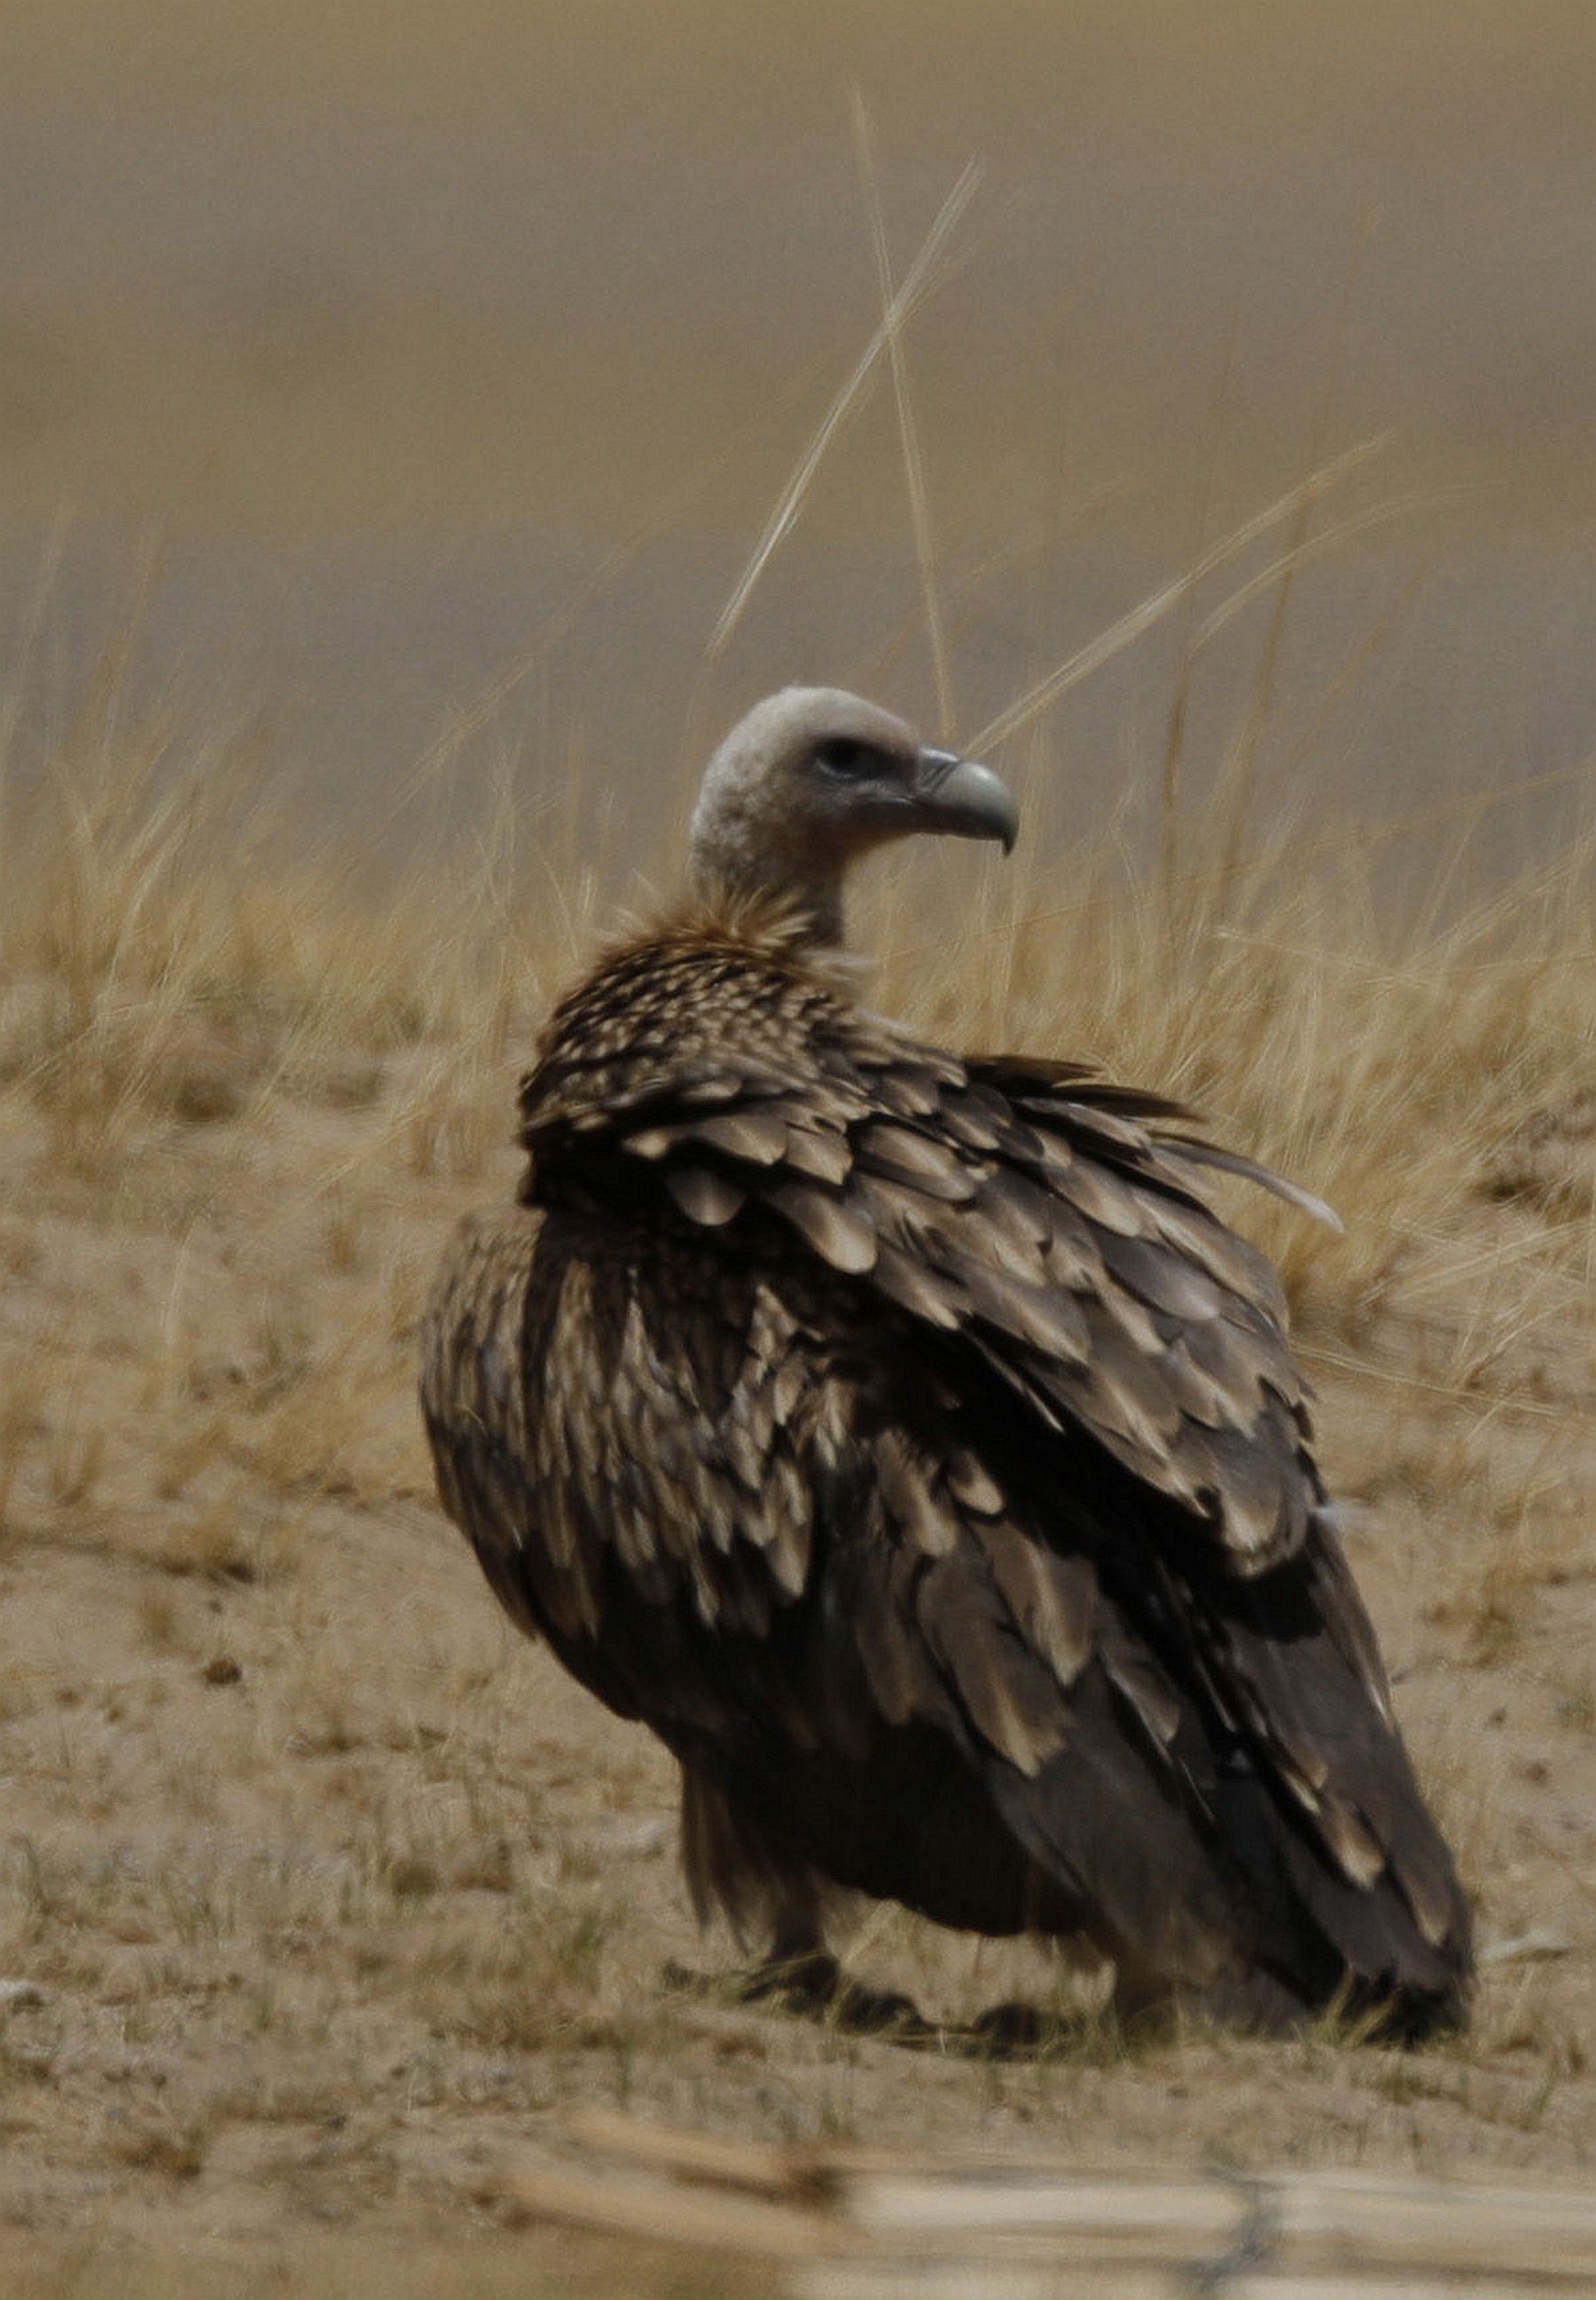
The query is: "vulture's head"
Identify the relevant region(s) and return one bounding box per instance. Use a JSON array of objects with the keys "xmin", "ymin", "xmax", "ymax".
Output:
[{"xmin": 688, "ymin": 687, "xmax": 1017, "ymax": 945}]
